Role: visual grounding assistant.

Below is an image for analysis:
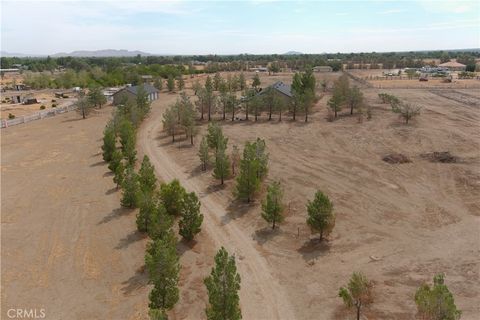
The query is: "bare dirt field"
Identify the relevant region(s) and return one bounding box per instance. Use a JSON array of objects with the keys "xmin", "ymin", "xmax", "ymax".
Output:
[
  {"xmin": 349, "ymin": 69, "xmax": 480, "ymax": 90},
  {"xmin": 1, "ymin": 107, "xmax": 149, "ymax": 319},
  {"xmin": 139, "ymin": 72, "xmax": 480, "ymax": 319},
  {"xmin": 2, "ymin": 71, "xmax": 479, "ymax": 320}
]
